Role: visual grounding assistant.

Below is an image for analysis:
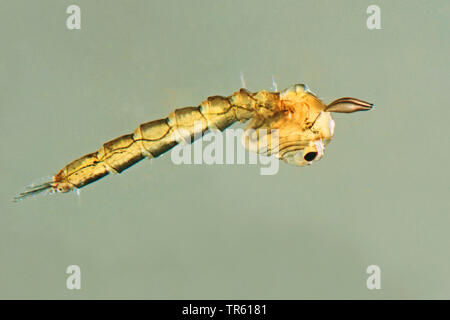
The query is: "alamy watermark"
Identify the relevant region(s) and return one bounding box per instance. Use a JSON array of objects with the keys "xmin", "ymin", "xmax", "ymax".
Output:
[
  {"xmin": 170, "ymin": 122, "xmax": 280, "ymax": 176},
  {"xmin": 366, "ymin": 5, "xmax": 381, "ymax": 30},
  {"xmin": 366, "ymin": 265, "xmax": 381, "ymax": 290},
  {"xmin": 66, "ymin": 5, "xmax": 81, "ymax": 30},
  {"xmin": 66, "ymin": 265, "xmax": 81, "ymax": 290}
]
